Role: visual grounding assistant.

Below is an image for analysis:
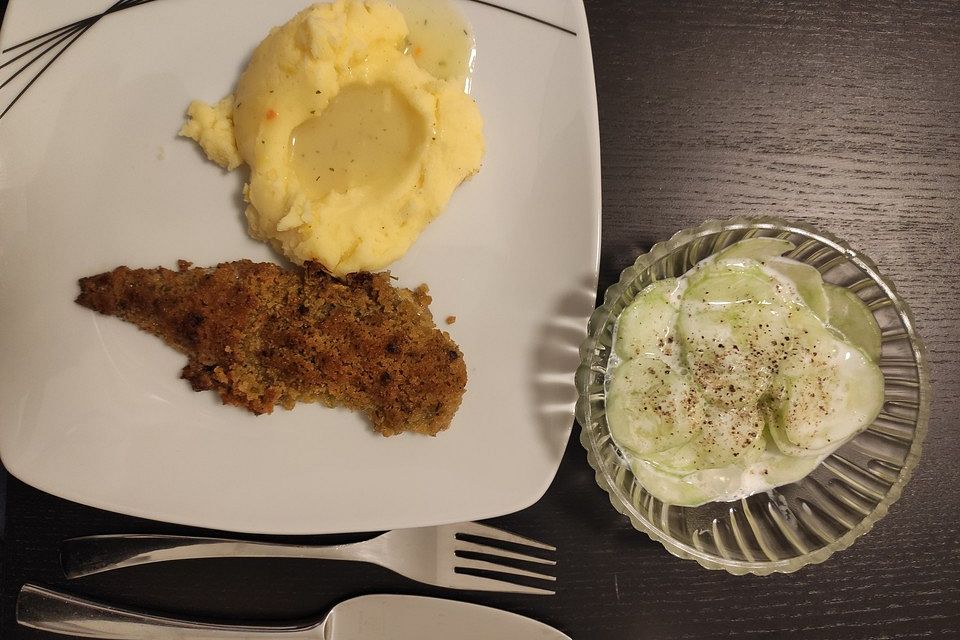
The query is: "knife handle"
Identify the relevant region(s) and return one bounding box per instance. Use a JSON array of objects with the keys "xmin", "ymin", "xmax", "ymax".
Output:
[
  {"xmin": 17, "ymin": 584, "xmax": 311, "ymax": 639},
  {"xmin": 62, "ymin": 534, "xmax": 378, "ymax": 579}
]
